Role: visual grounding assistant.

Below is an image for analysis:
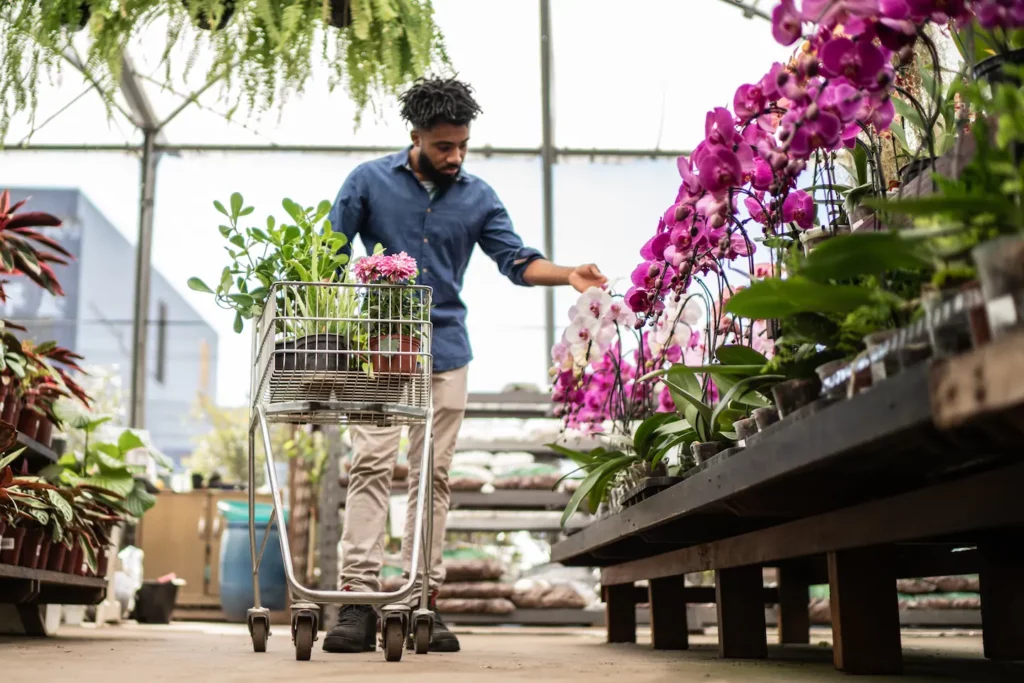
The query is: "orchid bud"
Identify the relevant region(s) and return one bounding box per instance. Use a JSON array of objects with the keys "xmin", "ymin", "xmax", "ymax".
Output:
[
  {"xmin": 805, "ymin": 102, "xmax": 820, "ymax": 121},
  {"xmin": 689, "ymin": 225, "xmax": 699, "ymax": 237},
  {"xmin": 786, "ymin": 159, "xmax": 806, "ymax": 176},
  {"xmin": 775, "ymin": 70, "xmax": 790, "ymax": 89},
  {"xmin": 634, "ymin": 318, "xmax": 644, "ymax": 329},
  {"xmin": 898, "ymin": 46, "xmax": 914, "ymax": 66},
  {"xmin": 648, "ymin": 263, "xmax": 660, "ymax": 278},
  {"xmin": 674, "ymin": 204, "xmax": 691, "ymax": 222},
  {"xmin": 876, "ymin": 70, "xmax": 893, "ymax": 89},
  {"xmin": 710, "ymin": 213, "xmax": 726, "ymax": 229},
  {"xmin": 778, "ymin": 127, "xmax": 791, "ymax": 143}
]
